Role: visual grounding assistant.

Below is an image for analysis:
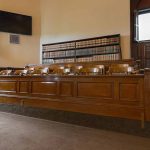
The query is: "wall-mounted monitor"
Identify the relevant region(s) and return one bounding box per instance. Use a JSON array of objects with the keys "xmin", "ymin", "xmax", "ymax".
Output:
[{"xmin": 0, "ymin": 10, "xmax": 32, "ymax": 35}]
